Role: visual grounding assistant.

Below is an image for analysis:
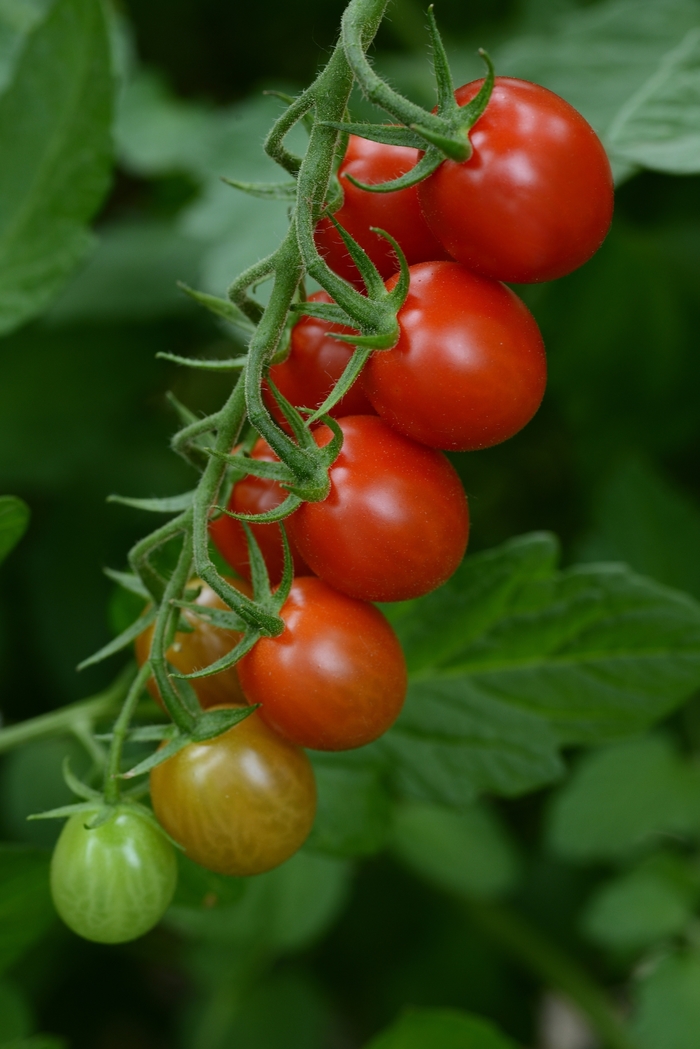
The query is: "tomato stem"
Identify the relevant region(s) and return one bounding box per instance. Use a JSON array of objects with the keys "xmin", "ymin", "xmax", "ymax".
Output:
[
  {"xmin": 103, "ymin": 660, "xmax": 153, "ymax": 804},
  {"xmin": 0, "ymin": 664, "xmax": 135, "ymax": 754}
]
